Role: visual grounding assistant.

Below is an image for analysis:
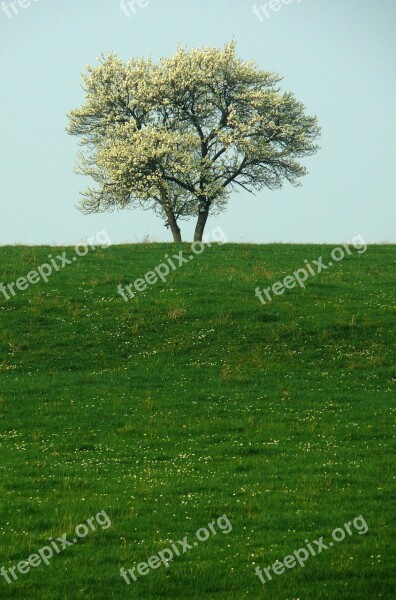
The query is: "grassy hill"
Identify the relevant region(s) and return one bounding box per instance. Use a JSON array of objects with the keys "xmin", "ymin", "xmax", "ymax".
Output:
[{"xmin": 0, "ymin": 243, "xmax": 394, "ymax": 599}]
